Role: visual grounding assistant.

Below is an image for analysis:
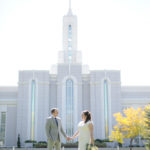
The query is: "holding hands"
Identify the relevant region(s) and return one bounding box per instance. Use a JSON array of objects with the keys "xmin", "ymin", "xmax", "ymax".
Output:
[{"xmin": 66, "ymin": 136, "xmax": 73, "ymax": 141}]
